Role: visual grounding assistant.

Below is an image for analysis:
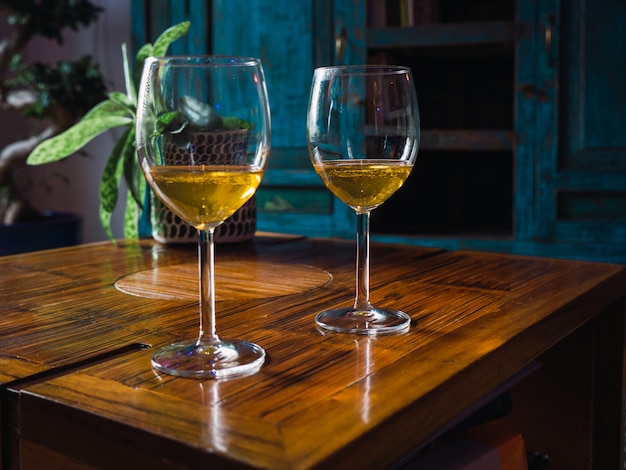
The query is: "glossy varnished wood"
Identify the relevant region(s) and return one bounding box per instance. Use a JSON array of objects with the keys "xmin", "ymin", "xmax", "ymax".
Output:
[{"xmin": 0, "ymin": 235, "xmax": 624, "ymax": 469}]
